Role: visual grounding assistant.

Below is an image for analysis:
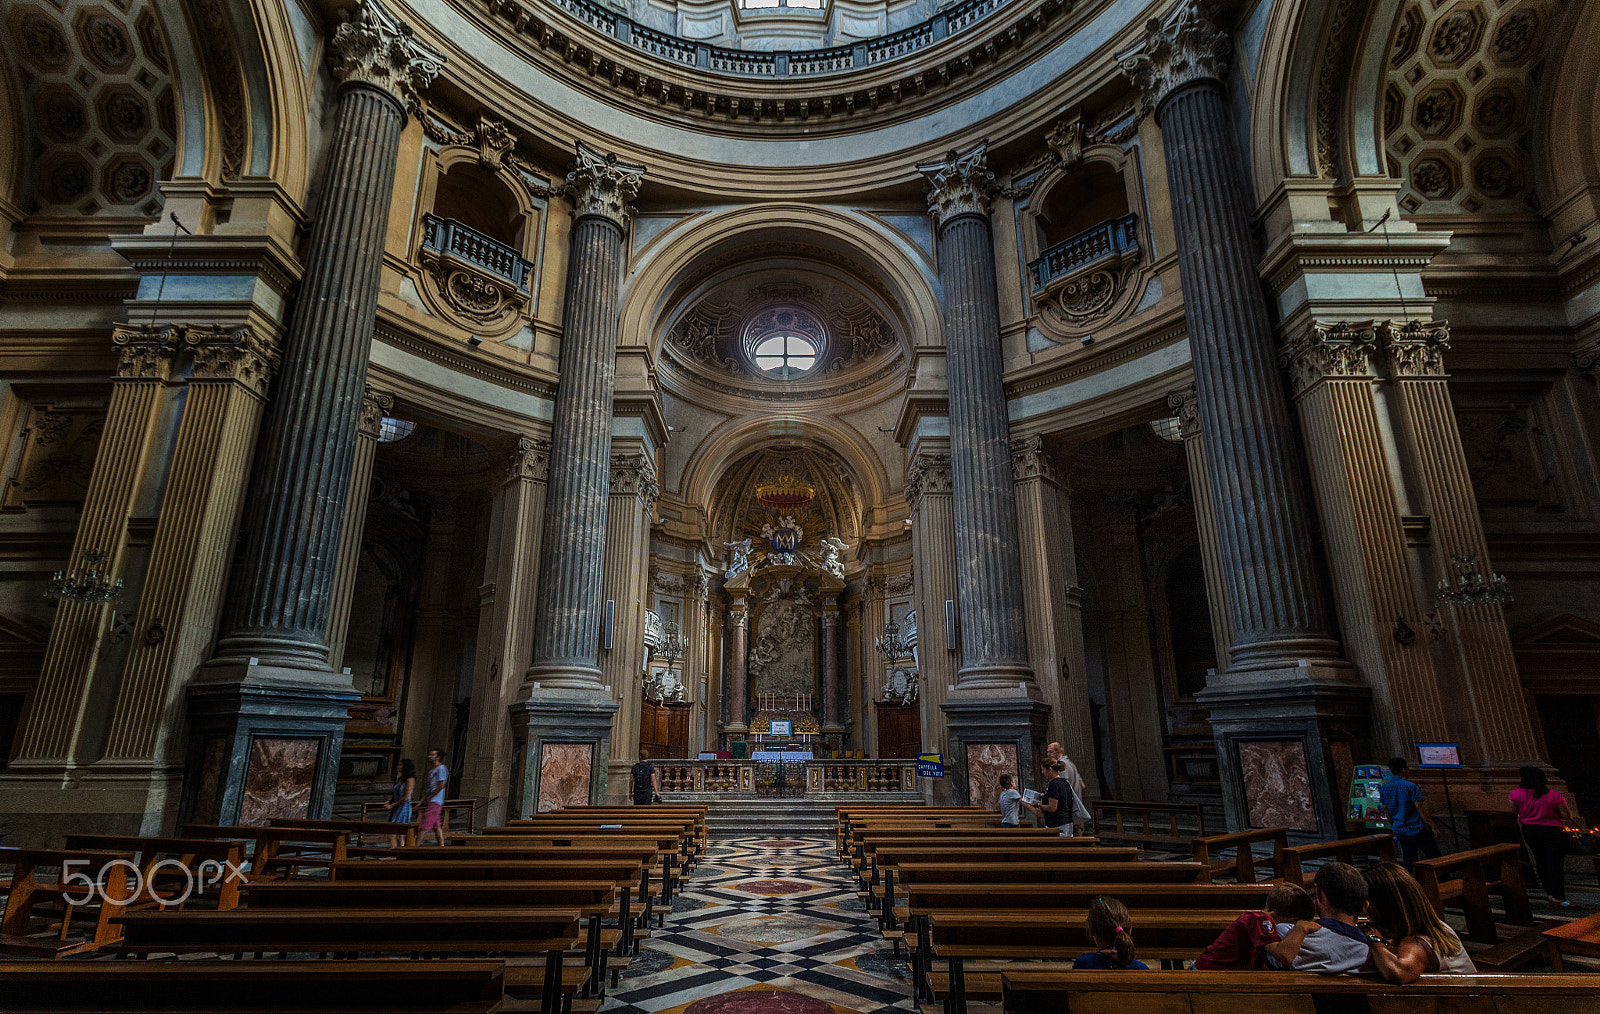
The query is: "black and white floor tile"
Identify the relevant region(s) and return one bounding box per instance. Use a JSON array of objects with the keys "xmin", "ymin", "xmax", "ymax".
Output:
[{"xmin": 600, "ymin": 837, "xmax": 914, "ymax": 1014}]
